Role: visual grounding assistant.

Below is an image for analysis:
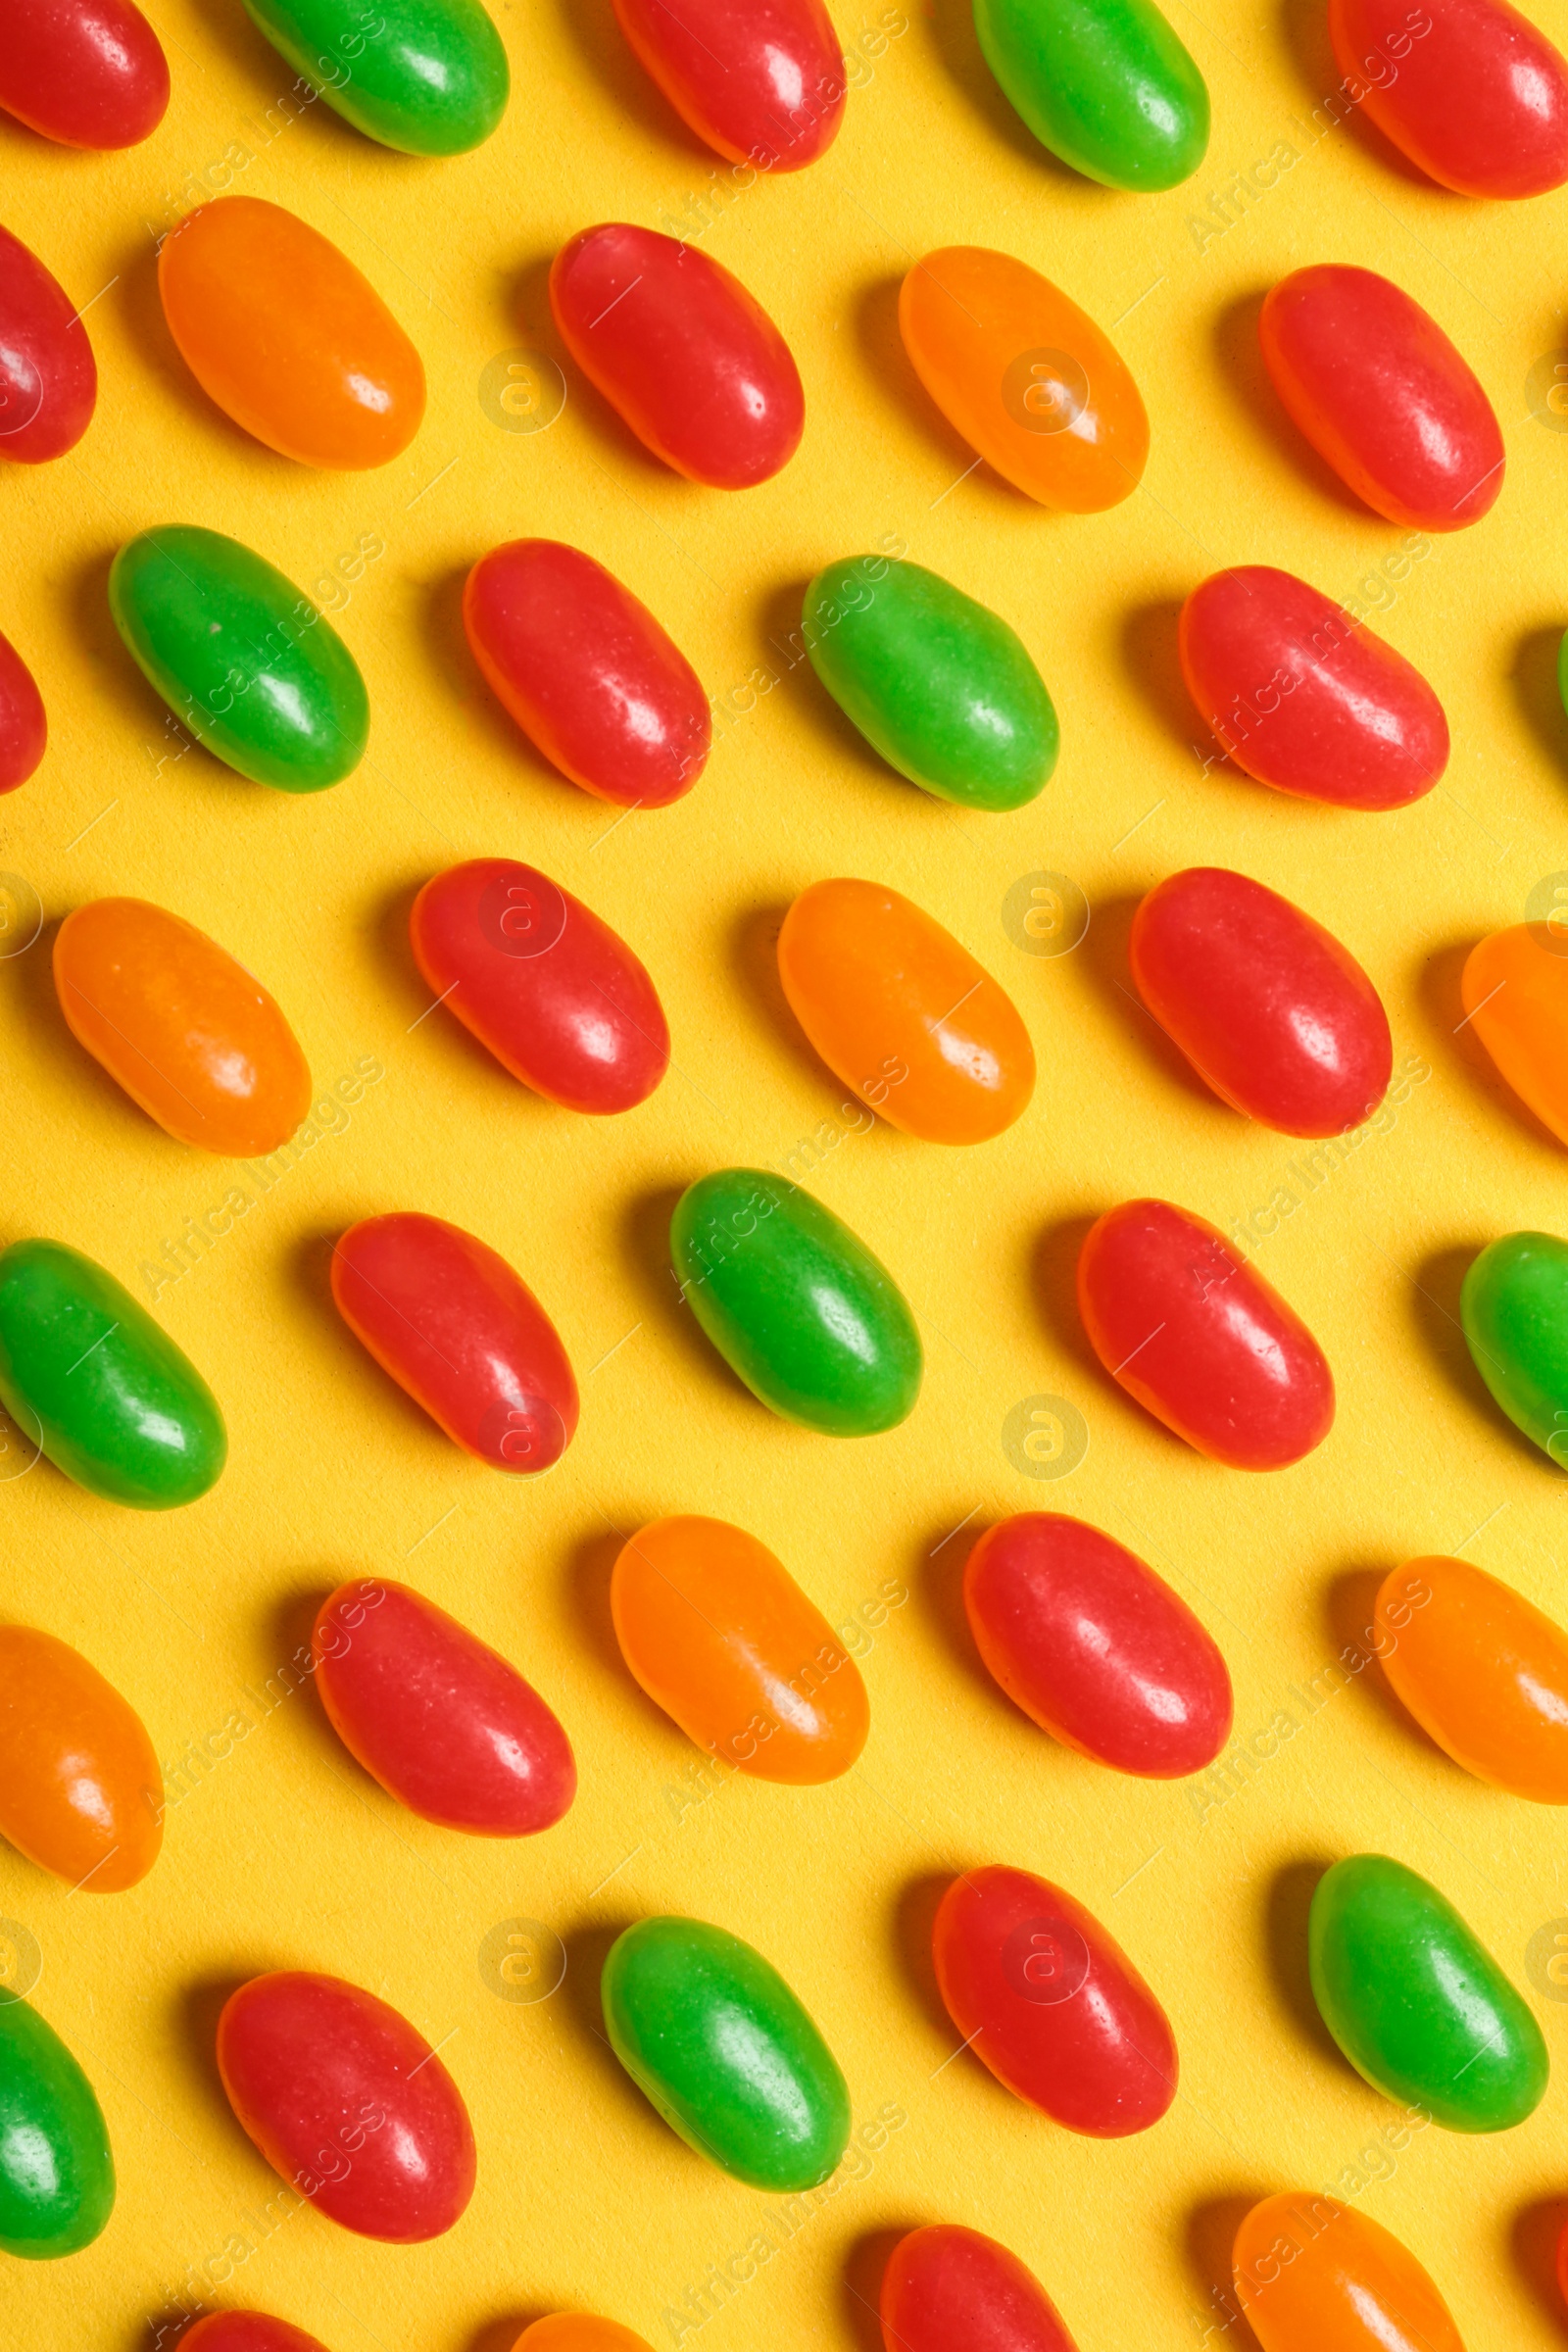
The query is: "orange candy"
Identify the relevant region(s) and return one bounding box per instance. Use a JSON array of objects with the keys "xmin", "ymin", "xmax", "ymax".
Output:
[
  {"xmin": 898, "ymin": 247, "xmax": 1149, "ymax": 512},
  {"xmin": 514, "ymin": 2322, "xmax": 654, "ymax": 2352},
  {"xmin": 1377, "ymin": 1554, "xmax": 1568, "ymax": 1803},
  {"xmin": 1233, "ymin": 2193, "xmax": 1464, "ymax": 2351},
  {"xmin": 1462, "ymin": 922, "xmax": 1568, "ymax": 1147},
  {"xmin": 158, "ymin": 196, "xmax": 425, "ymax": 469},
  {"xmin": 777, "ymin": 878, "xmax": 1035, "ymax": 1144},
  {"xmin": 54, "ymin": 898, "xmax": 312, "ymax": 1155},
  {"xmin": 0, "ymin": 1626, "xmax": 163, "ymax": 1890},
  {"xmin": 611, "ymin": 1517, "xmax": 869, "ymax": 1783}
]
